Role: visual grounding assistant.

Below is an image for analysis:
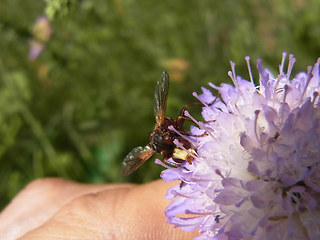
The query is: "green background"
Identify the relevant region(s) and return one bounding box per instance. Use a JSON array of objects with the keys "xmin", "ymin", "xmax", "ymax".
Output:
[{"xmin": 1, "ymin": 0, "xmax": 320, "ymax": 209}]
